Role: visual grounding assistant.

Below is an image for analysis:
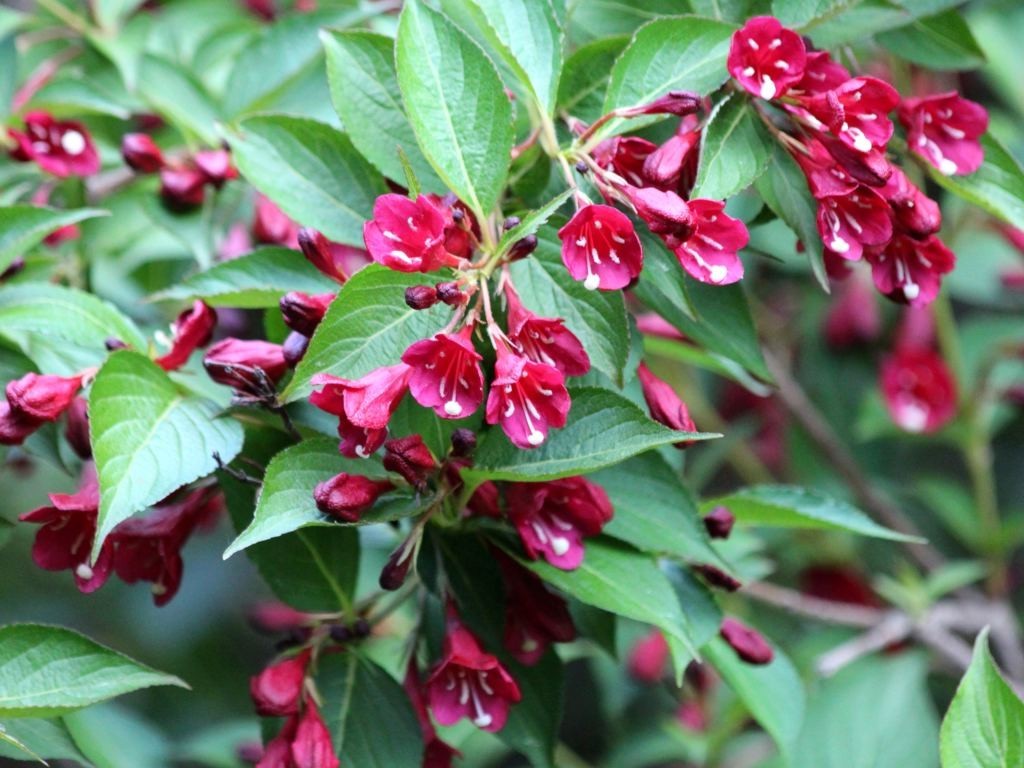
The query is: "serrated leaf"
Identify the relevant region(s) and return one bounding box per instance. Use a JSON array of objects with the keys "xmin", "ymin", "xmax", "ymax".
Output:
[
  {"xmin": 396, "ymin": 0, "xmax": 513, "ymax": 218},
  {"xmin": 508, "ymin": 225, "xmax": 629, "ymax": 384},
  {"xmin": 152, "ymin": 247, "xmax": 337, "ymax": 308},
  {"xmin": 878, "ymin": 10, "xmax": 985, "ymax": 70},
  {"xmin": 0, "ymin": 718, "xmax": 90, "ymax": 764},
  {"xmin": 226, "ymin": 115, "xmax": 387, "ymax": 248},
  {"xmin": 283, "ymin": 265, "xmax": 450, "ymax": 402},
  {"xmin": 462, "ymin": 387, "xmax": 716, "ymax": 485},
  {"xmin": 137, "ymin": 55, "xmax": 220, "ymax": 145},
  {"xmin": 90, "ymin": 351, "xmax": 244, "ymax": 554},
  {"xmin": 322, "ymin": 30, "xmax": 442, "ymax": 189},
  {"xmin": 557, "ymin": 35, "xmax": 629, "ymax": 123},
  {"xmin": 940, "ymin": 629, "xmax": 1024, "ymax": 767},
  {"xmin": 0, "ymin": 206, "xmax": 107, "ymax": 274},
  {"xmin": 692, "ymin": 93, "xmax": 773, "ymax": 200},
  {"xmin": 925, "ymin": 133, "xmax": 1024, "ymax": 232},
  {"xmin": 702, "ymin": 484, "xmax": 924, "ymax": 542},
  {"xmin": 497, "ymin": 190, "xmax": 573, "ymax": 254},
  {"xmin": 0, "ymin": 624, "xmax": 184, "ymax": 719}
]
